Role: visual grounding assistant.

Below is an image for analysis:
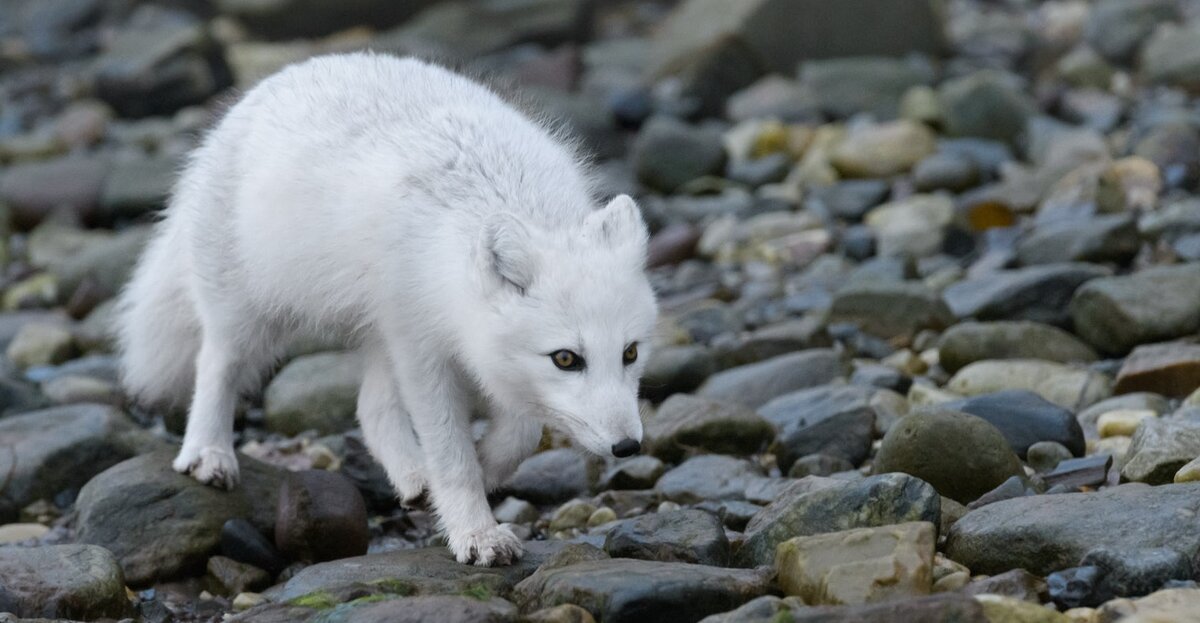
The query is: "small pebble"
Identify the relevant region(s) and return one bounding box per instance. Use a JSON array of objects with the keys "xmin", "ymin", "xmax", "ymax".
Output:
[
  {"xmin": 587, "ymin": 507, "xmax": 617, "ymax": 528},
  {"xmin": 232, "ymin": 592, "xmax": 266, "ymax": 611},
  {"xmin": 1096, "ymin": 409, "xmax": 1156, "ymax": 438}
]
